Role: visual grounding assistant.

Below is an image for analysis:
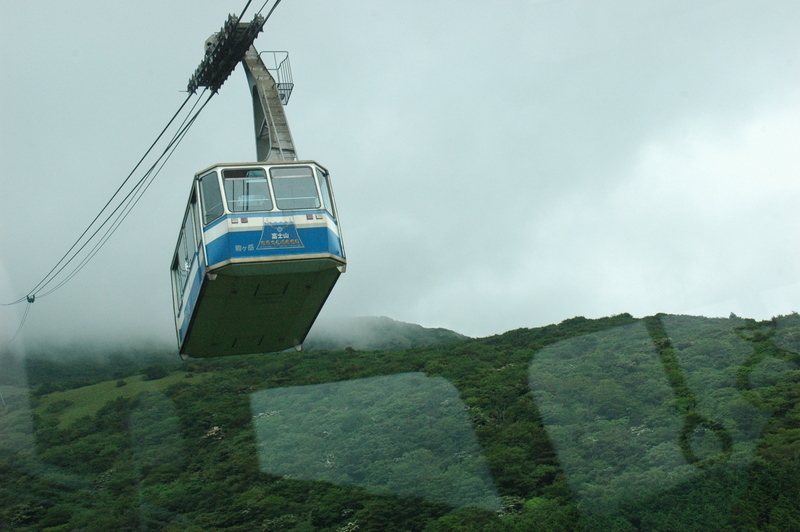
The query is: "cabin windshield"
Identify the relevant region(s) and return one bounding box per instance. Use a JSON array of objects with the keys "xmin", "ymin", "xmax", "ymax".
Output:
[
  {"xmin": 316, "ymin": 168, "xmax": 336, "ymax": 219},
  {"xmin": 223, "ymin": 168, "xmax": 273, "ymax": 212},
  {"xmin": 199, "ymin": 171, "xmax": 224, "ymax": 224},
  {"xmin": 270, "ymin": 166, "xmax": 321, "ymax": 210},
  {"xmin": 172, "ymin": 201, "xmax": 198, "ymax": 297}
]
